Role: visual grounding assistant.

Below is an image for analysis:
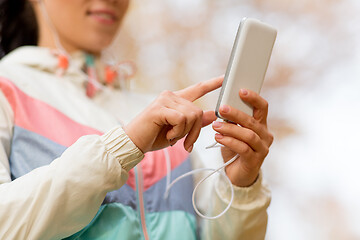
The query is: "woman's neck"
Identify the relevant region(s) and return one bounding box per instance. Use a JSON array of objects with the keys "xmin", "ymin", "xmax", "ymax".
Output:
[{"xmin": 38, "ymin": 31, "xmax": 101, "ymax": 57}]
